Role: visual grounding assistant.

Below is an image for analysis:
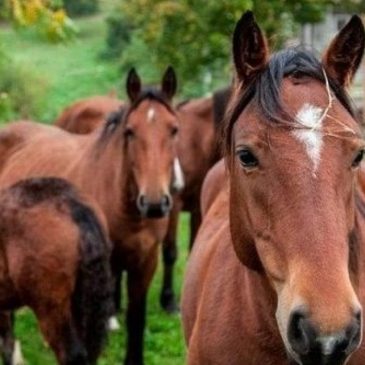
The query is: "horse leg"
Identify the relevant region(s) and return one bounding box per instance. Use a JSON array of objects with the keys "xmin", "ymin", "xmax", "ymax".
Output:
[
  {"xmin": 160, "ymin": 200, "xmax": 181, "ymax": 313},
  {"xmin": 189, "ymin": 203, "xmax": 202, "ymax": 251},
  {"xmin": 35, "ymin": 307, "xmax": 88, "ymax": 365},
  {"xmin": 0, "ymin": 312, "xmax": 17, "ymax": 365},
  {"xmin": 125, "ymin": 251, "xmax": 158, "ymax": 365},
  {"xmin": 109, "ymin": 255, "xmax": 122, "ymax": 331}
]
